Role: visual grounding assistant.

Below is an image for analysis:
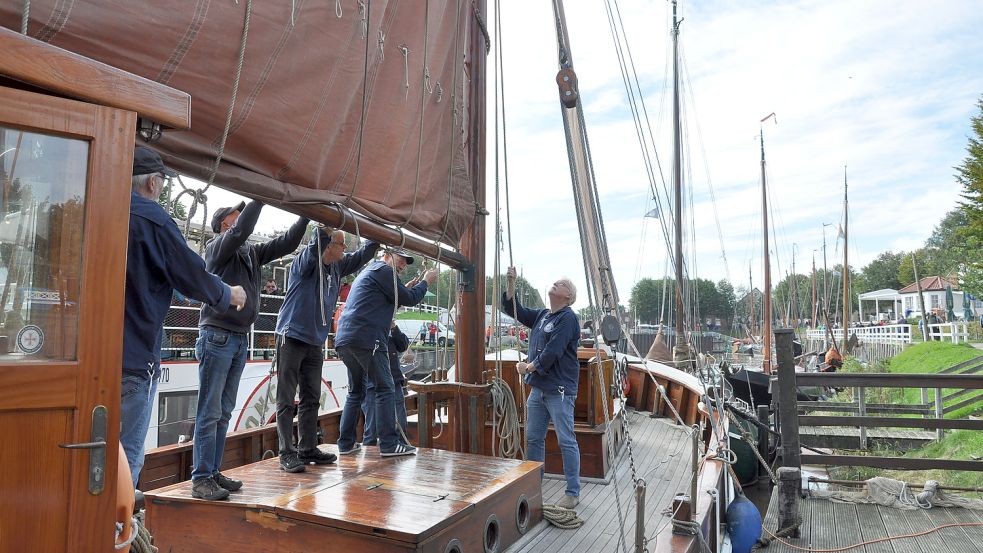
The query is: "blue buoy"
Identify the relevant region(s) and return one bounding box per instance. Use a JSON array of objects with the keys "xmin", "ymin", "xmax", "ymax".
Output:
[{"xmin": 726, "ymin": 490, "xmax": 762, "ymax": 553}]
